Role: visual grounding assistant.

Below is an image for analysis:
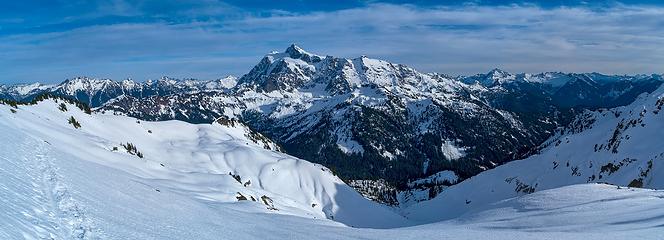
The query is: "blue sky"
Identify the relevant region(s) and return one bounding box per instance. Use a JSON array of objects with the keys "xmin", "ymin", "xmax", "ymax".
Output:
[{"xmin": 1, "ymin": 1, "xmax": 664, "ymax": 84}]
